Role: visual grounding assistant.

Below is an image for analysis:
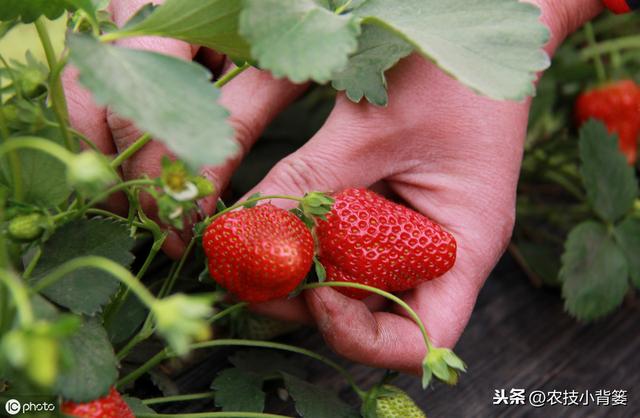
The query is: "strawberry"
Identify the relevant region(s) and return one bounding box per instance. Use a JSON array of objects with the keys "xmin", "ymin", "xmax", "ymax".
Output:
[
  {"xmin": 316, "ymin": 188, "xmax": 456, "ymax": 299},
  {"xmin": 374, "ymin": 385, "xmax": 426, "ymax": 418},
  {"xmin": 203, "ymin": 204, "xmax": 314, "ymax": 303},
  {"xmin": 61, "ymin": 387, "xmax": 134, "ymax": 418},
  {"xmin": 575, "ymin": 79, "xmax": 640, "ymax": 165}
]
